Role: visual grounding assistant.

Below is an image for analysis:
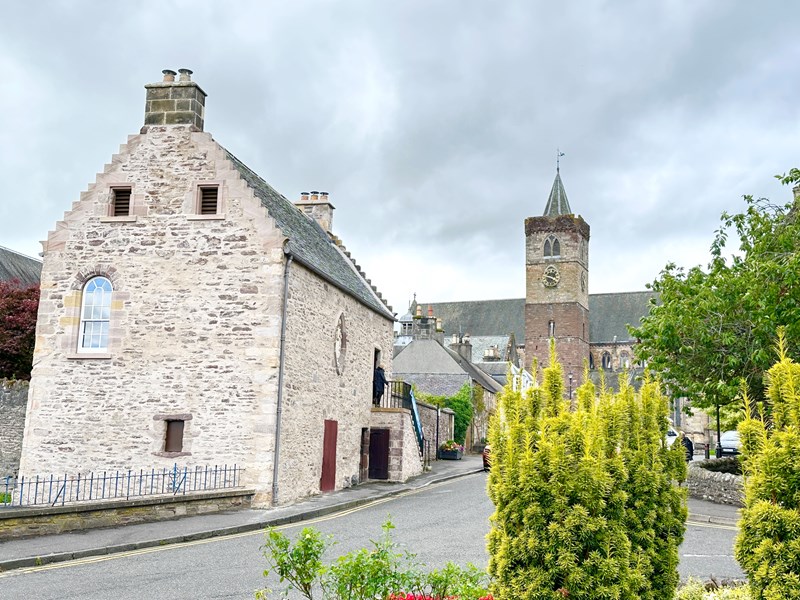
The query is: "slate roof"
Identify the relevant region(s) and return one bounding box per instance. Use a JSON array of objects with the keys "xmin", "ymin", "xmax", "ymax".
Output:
[
  {"xmin": 423, "ymin": 291, "xmax": 657, "ymax": 345},
  {"xmin": 466, "ymin": 335, "xmax": 511, "ymax": 363},
  {"xmin": 425, "ymin": 298, "xmax": 525, "ymax": 341},
  {"xmin": 543, "ymin": 171, "xmax": 572, "ymax": 216},
  {"xmin": 0, "ymin": 246, "xmax": 42, "ymax": 286},
  {"xmin": 225, "ymin": 151, "xmax": 393, "ymax": 320},
  {"xmin": 393, "ymin": 338, "xmax": 503, "ymax": 395},
  {"xmin": 589, "ymin": 291, "xmax": 658, "ymax": 343}
]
